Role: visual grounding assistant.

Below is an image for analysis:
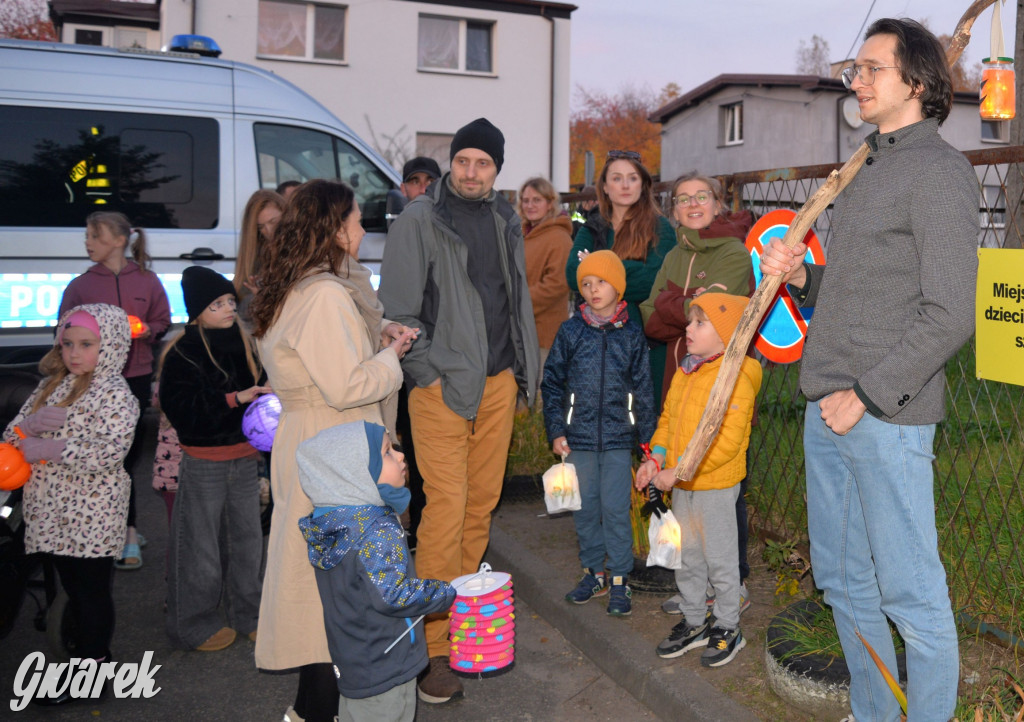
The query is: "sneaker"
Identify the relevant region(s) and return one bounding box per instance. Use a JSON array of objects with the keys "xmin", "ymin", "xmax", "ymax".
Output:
[
  {"xmin": 417, "ymin": 656, "xmax": 464, "ymax": 704},
  {"xmin": 564, "ymin": 568, "xmax": 607, "ymax": 604},
  {"xmin": 661, "ymin": 594, "xmax": 684, "ymax": 614},
  {"xmin": 700, "ymin": 626, "xmax": 746, "ymax": 667},
  {"xmin": 739, "ymin": 583, "xmax": 751, "ymax": 615},
  {"xmin": 283, "ymin": 706, "xmax": 305, "ymax": 722},
  {"xmin": 704, "ymin": 583, "xmax": 750, "ymax": 614},
  {"xmin": 606, "ymin": 576, "xmax": 631, "ymax": 616},
  {"xmin": 656, "ymin": 618, "xmax": 710, "ymax": 658}
]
